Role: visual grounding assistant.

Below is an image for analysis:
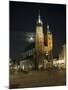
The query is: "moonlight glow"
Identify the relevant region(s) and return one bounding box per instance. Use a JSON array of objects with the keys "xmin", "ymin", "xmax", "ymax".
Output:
[
  {"xmin": 25, "ymin": 33, "xmax": 35, "ymax": 43},
  {"xmin": 30, "ymin": 37, "xmax": 34, "ymax": 41},
  {"xmin": 28, "ymin": 37, "xmax": 34, "ymax": 42}
]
